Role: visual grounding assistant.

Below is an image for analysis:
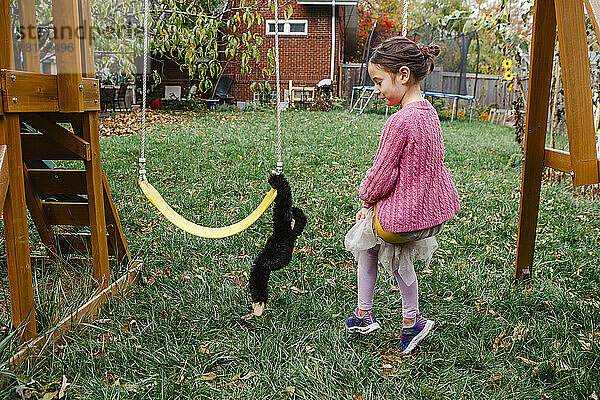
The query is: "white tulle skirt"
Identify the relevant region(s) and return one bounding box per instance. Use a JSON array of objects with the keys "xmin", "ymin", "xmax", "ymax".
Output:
[{"xmin": 344, "ymin": 208, "xmax": 438, "ymax": 286}]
